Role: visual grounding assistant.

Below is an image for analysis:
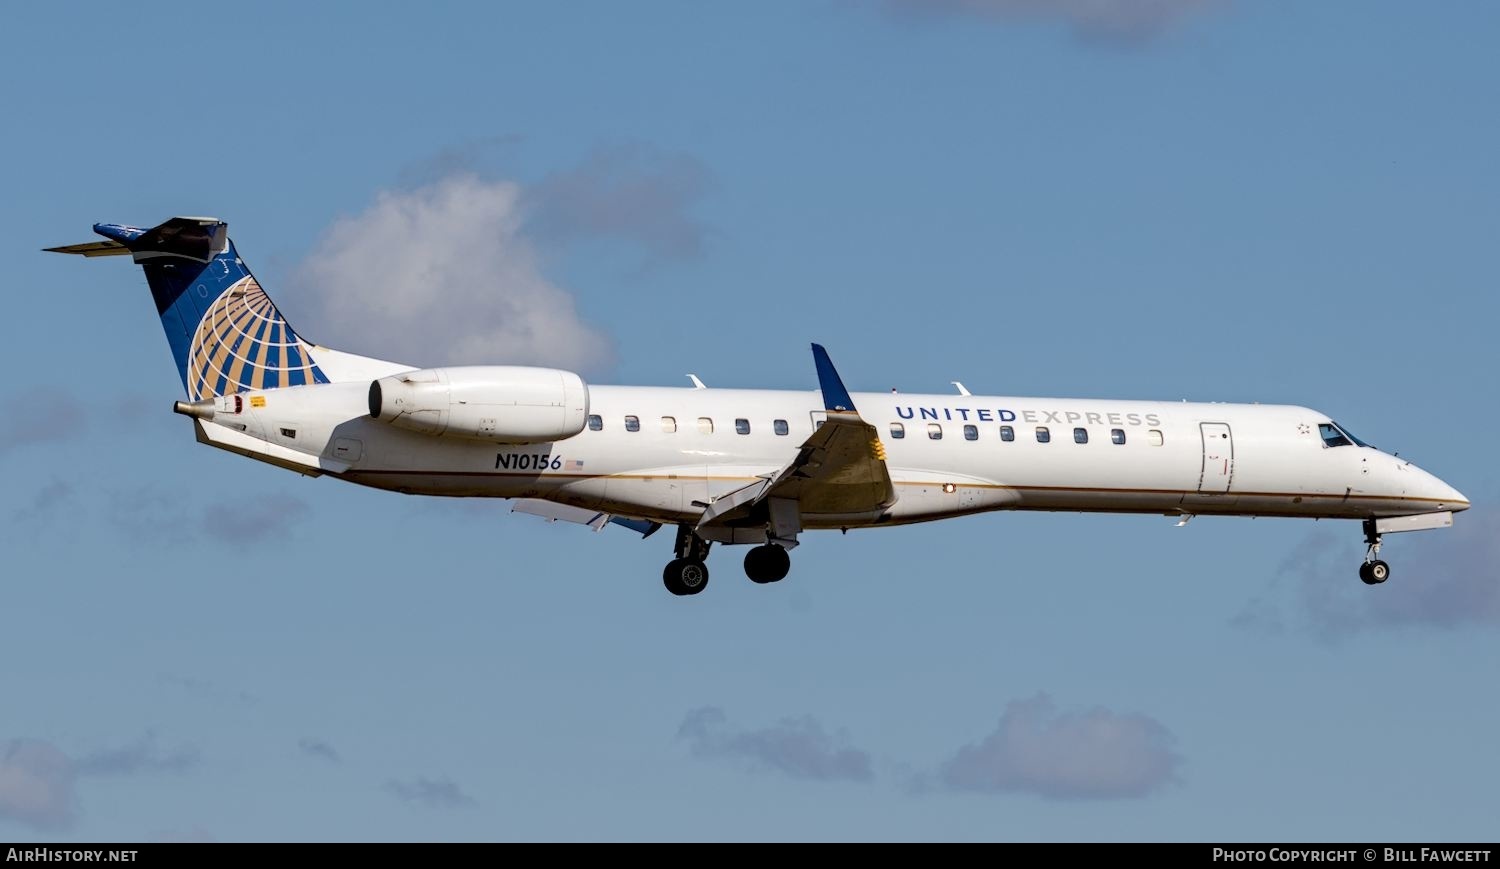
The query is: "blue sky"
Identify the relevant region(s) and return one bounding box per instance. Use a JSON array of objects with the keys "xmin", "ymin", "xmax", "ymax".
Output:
[{"xmin": 3, "ymin": 0, "xmax": 1497, "ymax": 842}]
